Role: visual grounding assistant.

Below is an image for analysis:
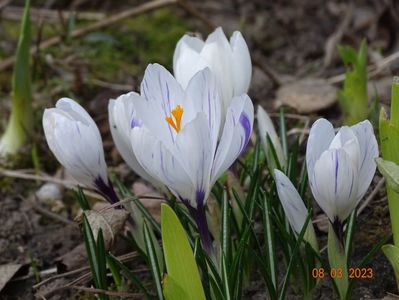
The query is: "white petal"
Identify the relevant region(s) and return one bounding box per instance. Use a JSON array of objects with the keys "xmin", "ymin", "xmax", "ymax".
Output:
[
  {"xmin": 139, "ymin": 64, "xmax": 185, "ymax": 146},
  {"xmin": 130, "ymin": 127, "xmax": 196, "ymax": 206},
  {"xmin": 230, "ymin": 31, "xmax": 252, "ymax": 95},
  {"xmin": 329, "ymin": 126, "xmax": 361, "ymax": 169},
  {"xmin": 350, "ymin": 120, "xmax": 378, "ymax": 199},
  {"xmin": 175, "ymin": 113, "xmax": 214, "ymax": 206},
  {"xmin": 108, "ymin": 93, "xmax": 161, "ymax": 187},
  {"xmin": 257, "ymin": 105, "xmax": 284, "ymax": 165},
  {"xmin": 184, "ymin": 68, "xmax": 222, "ymax": 152},
  {"xmin": 43, "ymin": 99, "xmax": 108, "ymax": 188},
  {"xmin": 306, "ymin": 118, "xmax": 335, "ymax": 184},
  {"xmin": 173, "ymin": 34, "xmax": 204, "ymax": 76},
  {"xmin": 201, "ymin": 28, "xmax": 234, "ymax": 113},
  {"xmin": 211, "ymin": 94, "xmax": 254, "ymax": 184},
  {"xmin": 174, "ymin": 42, "xmax": 209, "ymax": 89},
  {"xmin": 311, "ymin": 148, "xmax": 359, "ymax": 222},
  {"xmin": 274, "ymin": 169, "xmax": 308, "ymax": 234}
]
